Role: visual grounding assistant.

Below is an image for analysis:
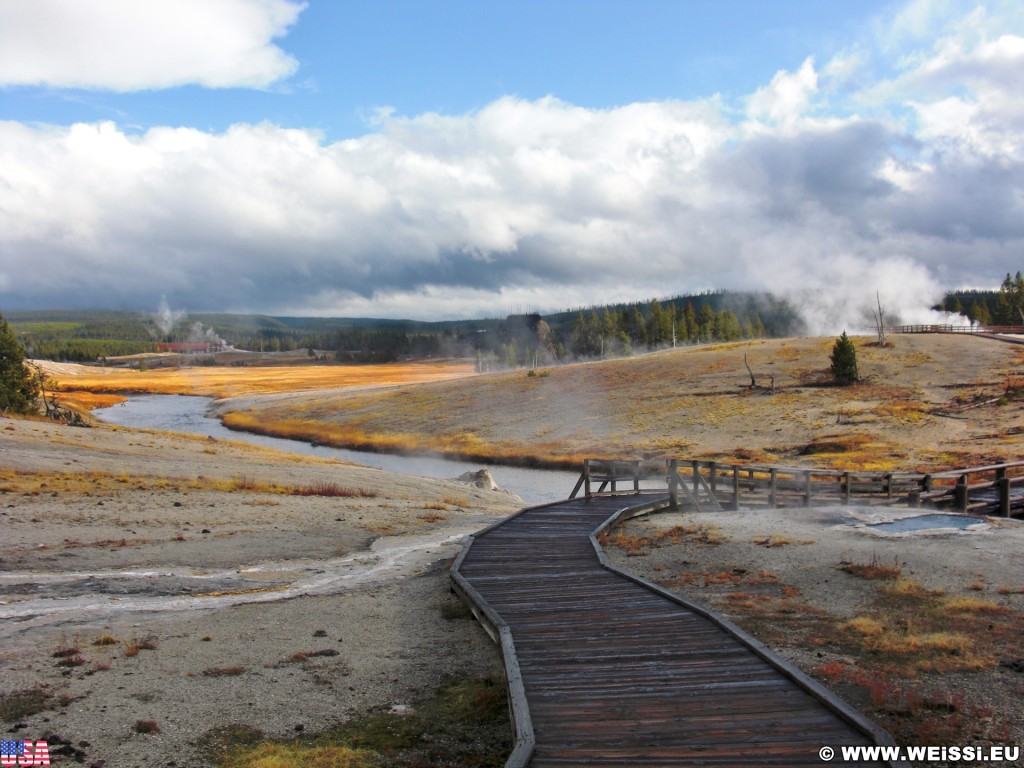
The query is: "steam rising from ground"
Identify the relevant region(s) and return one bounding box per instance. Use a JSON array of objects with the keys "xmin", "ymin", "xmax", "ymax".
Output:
[
  {"xmin": 151, "ymin": 297, "xmax": 186, "ymax": 337},
  {"xmin": 149, "ymin": 296, "xmax": 228, "ymax": 347}
]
